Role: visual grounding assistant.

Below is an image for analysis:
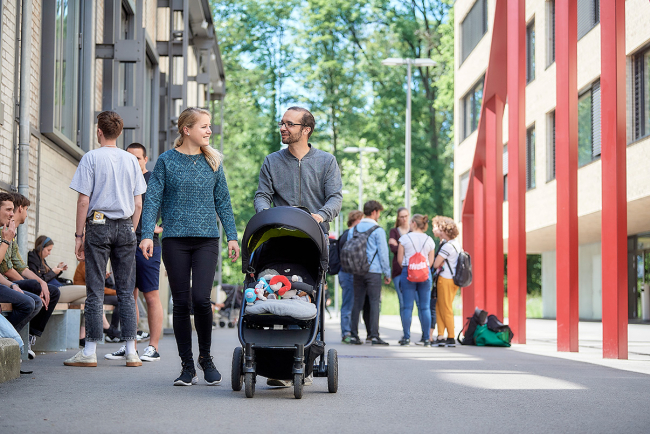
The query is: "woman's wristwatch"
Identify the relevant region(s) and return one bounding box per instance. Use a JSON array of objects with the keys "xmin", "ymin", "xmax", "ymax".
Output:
[{"xmin": 1, "ymin": 239, "xmax": 10, "ymax": 246}]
